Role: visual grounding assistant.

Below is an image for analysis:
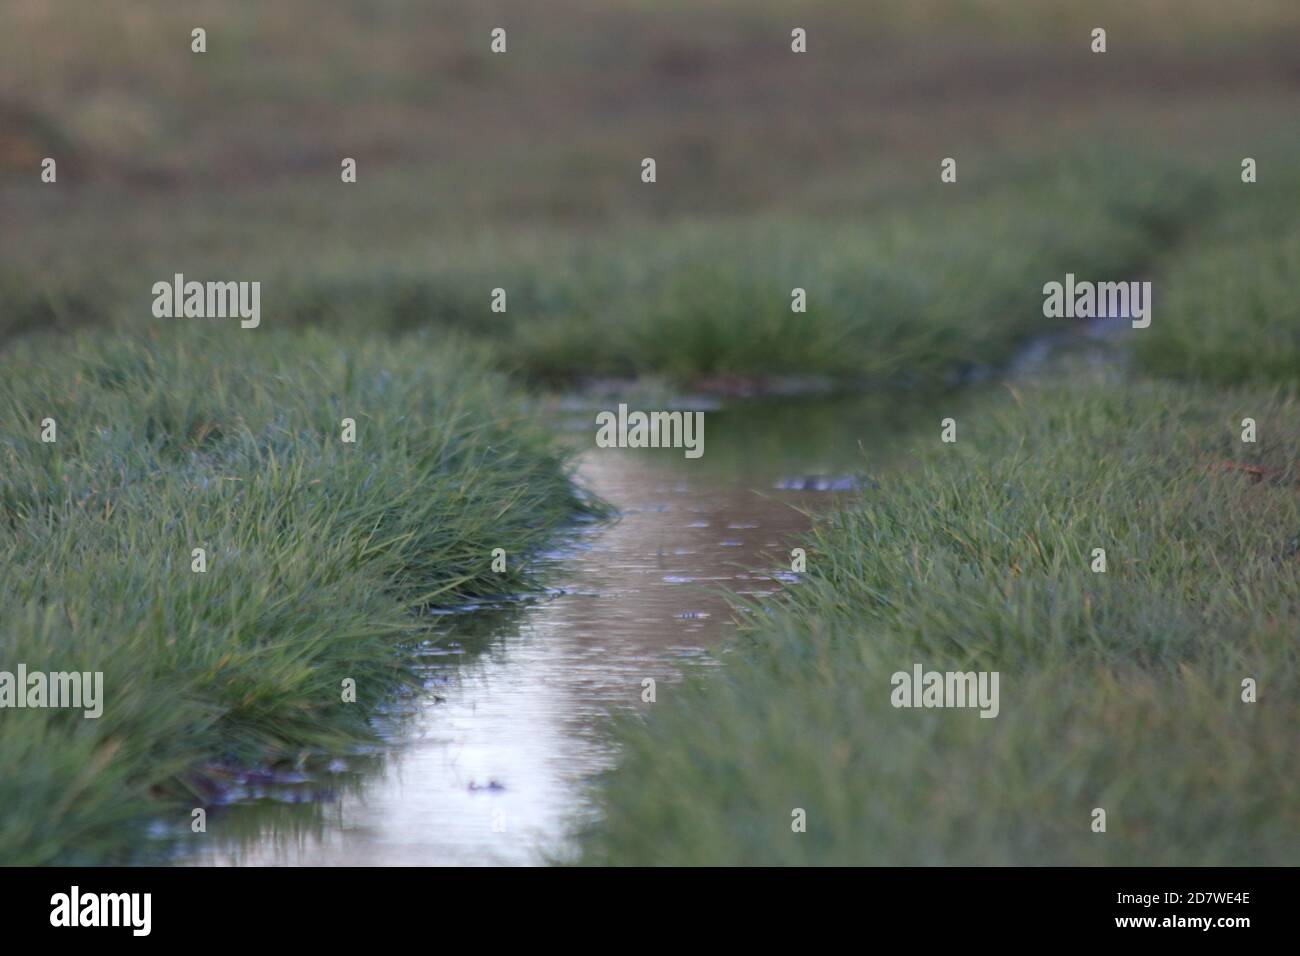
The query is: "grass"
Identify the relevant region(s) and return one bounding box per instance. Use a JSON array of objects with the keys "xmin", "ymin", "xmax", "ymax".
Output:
[
  {"xmin": 0, "ymin": 149, "xmax": 1227, "ymax": 387},
  {"xmin": 477, "ymin": 151, "xmax": 1217, "ymax": 385},
  {"xmin": 1136, "ymin": 182, "xmax": 1300, "ymax": 388},
  {"xmin": 575, "ymin": 375, "xmax": 1300, "ymax": 865},
  {"xmin": 574, "ymin": 168, "xmax": 1300, "ymax": 865},
  {"xmin": 0, "ymin": 327, "xmax": 591, "ymax": 864},
  {"xmin": 3, "ymin": 0, "xmax": 1296, "ymax": 384},
  {"xmin": 2, "ymin": 0, "xmax": 1298, "ymax": 867}
]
